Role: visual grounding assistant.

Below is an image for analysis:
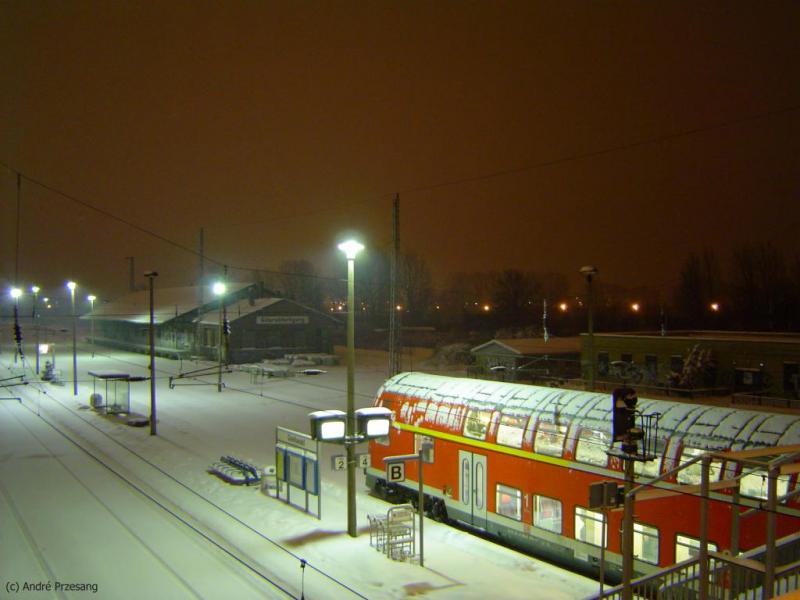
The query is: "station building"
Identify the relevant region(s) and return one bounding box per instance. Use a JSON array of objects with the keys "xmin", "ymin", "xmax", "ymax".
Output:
[{"xmin": 84, "ymin": 283, "xmax": 342, "ymax": 363}]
